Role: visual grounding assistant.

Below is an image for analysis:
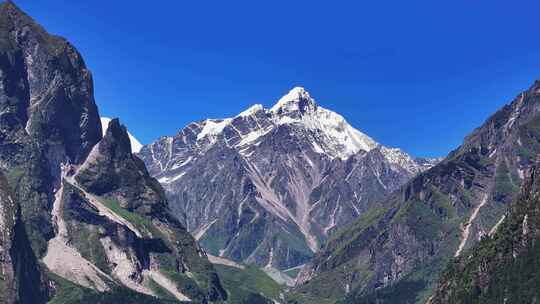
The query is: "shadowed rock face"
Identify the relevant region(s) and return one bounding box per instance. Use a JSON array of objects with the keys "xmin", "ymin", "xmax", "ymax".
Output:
[
  {"xmin": 0, "ymin": 170, "xmax": 49, "ymax": 304},
  {"xmin": 293, "ymin": 80, "xmax": 540, "ymax": 304},
  {"xmin": 0, "ymin": 0, "xmax": 101, "ymax": 256},
  {"xmin": 0, "ymin": 2, "xmax": 227, "ymax": 303},
  {"xmin": 429, "ymin": 158, "xmax": 540, "ymax": 304},
  {"xmin": 0, "ymin": 0, "xmax": 101, "ymax": 164},
  {"xmin": 139, "ymin": 87, "xmax": 438, "ymax": 270}
]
